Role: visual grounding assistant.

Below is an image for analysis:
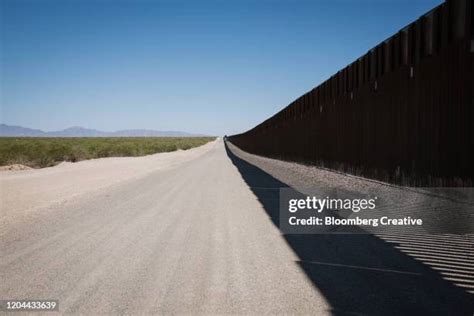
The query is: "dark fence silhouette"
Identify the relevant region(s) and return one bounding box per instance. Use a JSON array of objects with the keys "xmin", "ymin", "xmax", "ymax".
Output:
[{"xmin": 229, "ymin": 0, "xmax": 473, "ymax": 186}]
